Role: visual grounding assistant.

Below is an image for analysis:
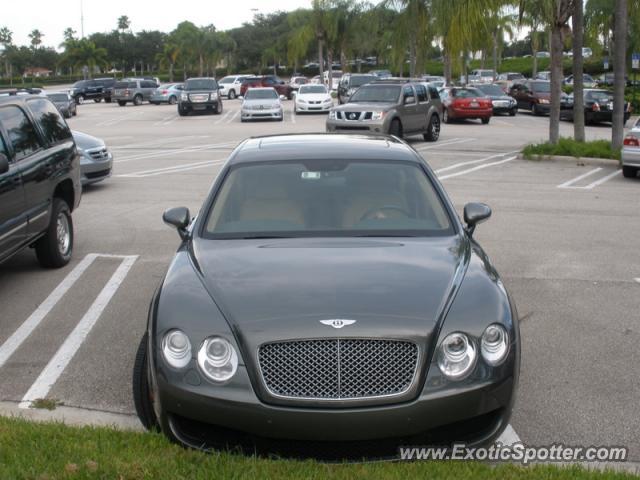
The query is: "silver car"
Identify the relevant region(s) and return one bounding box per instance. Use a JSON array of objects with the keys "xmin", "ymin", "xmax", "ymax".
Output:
[
  {"xmin": 622, "ymin": 118, "xmax": 640, "ymax": 179},
  {"xmin": 240, "ymin": 87, "xmax": 284, "ymax": 122},
  {"xmin": 72, "ymin": 130, "xmax": 113, "ymax": 185},
  {"xmin": 150, "ymin": 83, "xmax": 184, "ymax": 105},
  {"xmin": 113, "ymin": 78, "xmax": 159, "ymax": 106}
]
